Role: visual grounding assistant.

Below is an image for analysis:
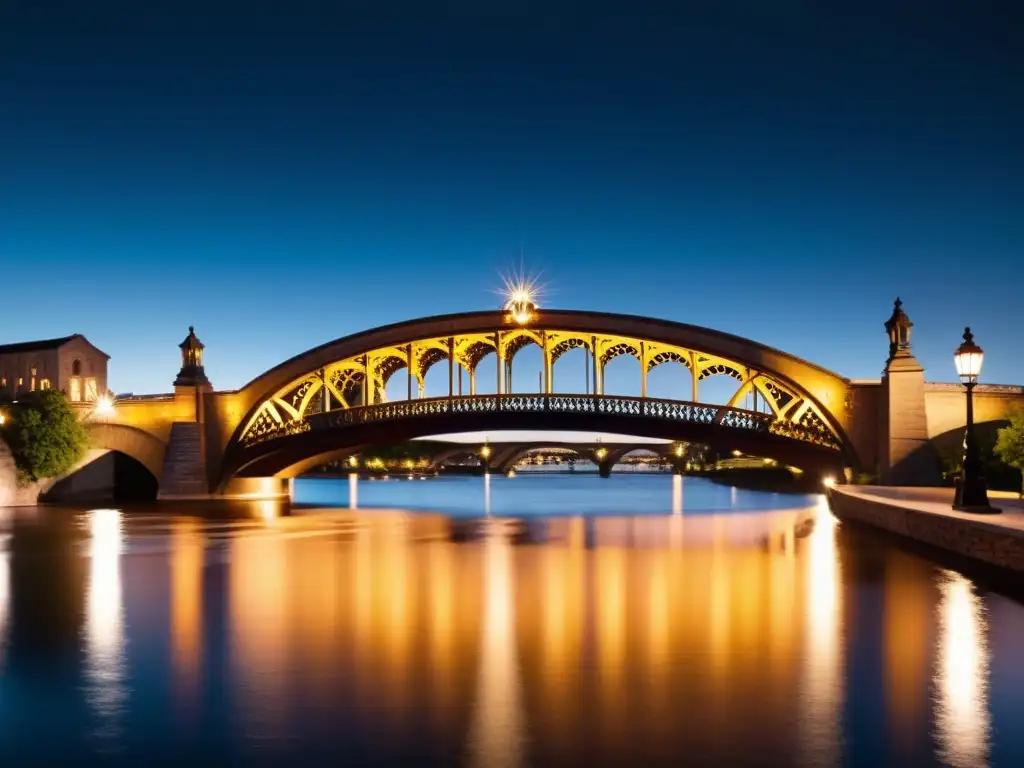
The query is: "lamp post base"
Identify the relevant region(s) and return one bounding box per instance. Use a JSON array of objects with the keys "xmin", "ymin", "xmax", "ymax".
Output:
[{"xmin": 953, "ymin": 504, "xmax": 1002, "ymax": 515}]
